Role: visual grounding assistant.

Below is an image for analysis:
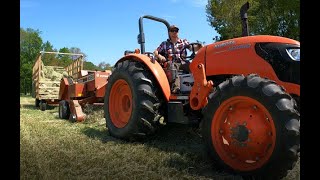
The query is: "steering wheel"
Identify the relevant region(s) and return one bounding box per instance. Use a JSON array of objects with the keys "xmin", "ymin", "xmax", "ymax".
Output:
[
  {"xmin": 144, "ymin": 52, "xmax": 154, "ymax": 58},
  {"xmin": 180, "ymin": 42, "xmax": 203, "ymax": 61}
]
